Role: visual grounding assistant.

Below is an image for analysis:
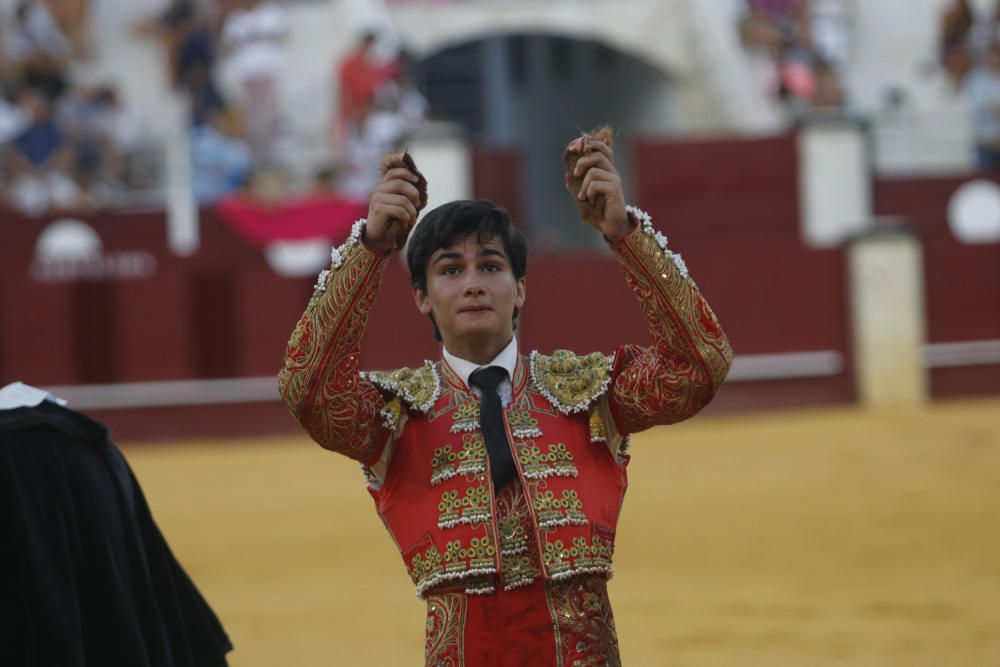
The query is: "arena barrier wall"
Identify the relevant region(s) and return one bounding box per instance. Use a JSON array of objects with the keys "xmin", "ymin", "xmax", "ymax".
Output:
[{"xmin": 2, "ymin": 134, "xmax": 997, "ymax": 439}]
